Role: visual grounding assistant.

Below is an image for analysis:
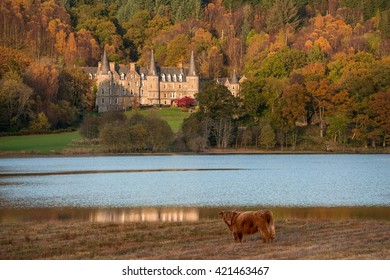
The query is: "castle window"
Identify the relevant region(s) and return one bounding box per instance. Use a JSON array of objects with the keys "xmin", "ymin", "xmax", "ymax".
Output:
[
  {"xmin": 164, "ymin": 84, "xmax": 167, "ymax": 89},
  {"xmin": 135, "ymin": 82, "xmax": 138, "ymax": 86},
  {"xmin": 130, "ymin": 89, "xmax": 133, "ymax": 95},
  {"xmin": 142, "ymin": 81, "xmax": 145, "ymax": 87},
  {"xmin": 173, "ymin": 74, "xmax": 177, "ymax": 82},
  {"xmin": 172, "ymin": 84, "xmax": 175, "ymax": 89},
  {"xmin": 141, "ymin": 73, "xmax": 145, "ymax": 79},
  {"xmin": 161, "ymin": 74, "xmax": 165, "ymax": 82},
  {"xmin": 167, "ymin": 74, "xmax": 171, "ymax": 82},
  {"xmin": 232, "ymin": 86, "xmax": 235, "ymax": 90},
  {"xmin": 101, "ymin": 98, "xmax": 105, "ymax": 104},
  {"xmin": 128, "ymin": 82, "xmax": 130, "ymax": 86},
  {"xmin": 179, "ymin": 84, "xmax": 182, "ymax": 89},
  {"xmin": 164, "ymin": 93, "xmax": 167, "ymax": 98},
  {"xmin": 171, "ymin": 92, "xmax": 175, "ymax": 98},
  {"xmin": 179, "ymin": 74, "xmax": 183, "ymax": 82},
  {"xmin": 120, "ymin": 73, "xmax": 125, "ymax": 80},
  {"xmin": 101, "ymin": 89, "xmax": 104, "ymax": 94},
  {"xmin": 141, "ymin": 90, "xmax": 144, "ymax": 96},
  {"xmin": 115, "ymin": 98, "xmax": 118, "ymax": 104}
]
